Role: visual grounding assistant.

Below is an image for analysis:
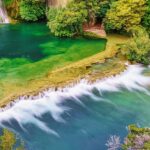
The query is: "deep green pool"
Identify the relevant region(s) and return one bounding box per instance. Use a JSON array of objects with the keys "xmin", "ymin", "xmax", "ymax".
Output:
[{"xmin": 0, "ymin": 23, "xmax": 106, "ymax": 81}]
